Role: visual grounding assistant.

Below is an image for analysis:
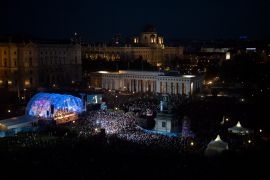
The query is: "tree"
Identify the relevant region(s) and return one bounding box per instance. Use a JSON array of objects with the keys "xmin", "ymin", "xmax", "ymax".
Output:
[{"xmin": 131, "ymin": 56, "xmax": 151, "ymax": 70}]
